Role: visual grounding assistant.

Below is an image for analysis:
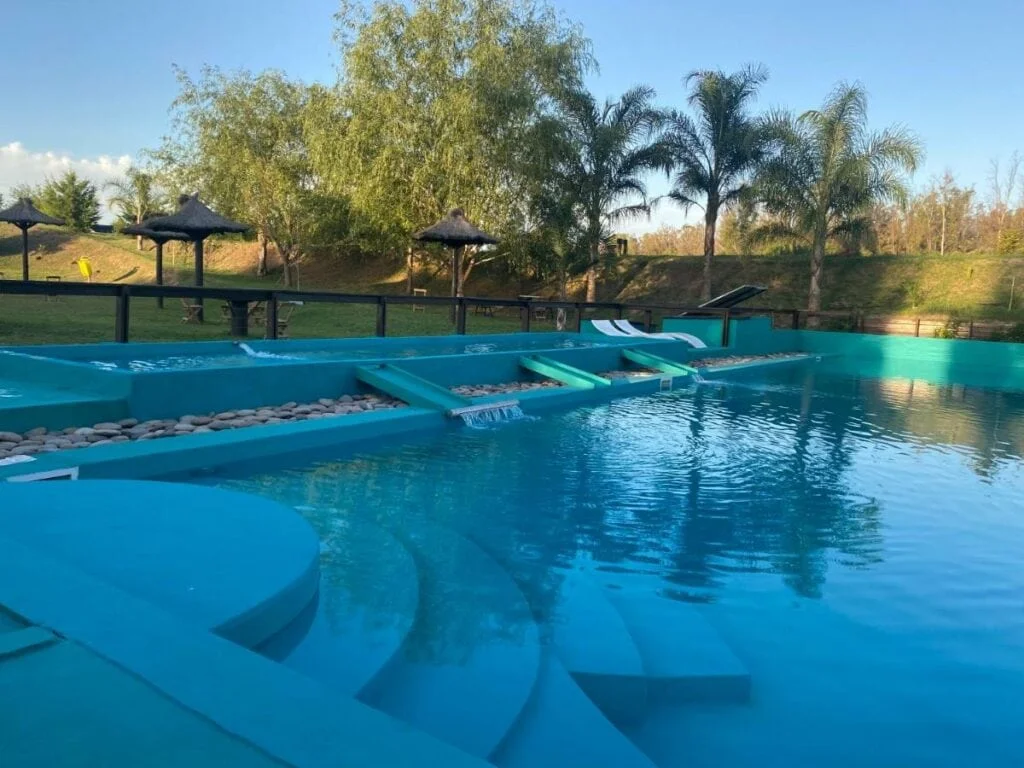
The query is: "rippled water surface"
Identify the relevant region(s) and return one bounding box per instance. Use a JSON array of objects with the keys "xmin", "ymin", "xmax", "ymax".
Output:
[{"xmin": 203, "ymin": 363, "xmax": 1024, "ymax": 766}]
